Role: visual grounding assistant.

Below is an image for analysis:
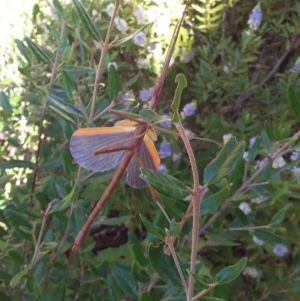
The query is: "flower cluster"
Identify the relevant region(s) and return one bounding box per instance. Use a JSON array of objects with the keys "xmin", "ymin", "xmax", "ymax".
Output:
[
  {"xmin": 139, "ymin": 87, "xmax": 153, "ymax": 101},
  {"xmin": 251, "ymin": 195, "xmax": 268, "ymax": 204},
  {"xmin": 247, "ymin": 4, "xmax": 262, "ymax": 31},
  {"xmin": 223, "ymin": 134, "xmax": 233, "ymax": 144},
  {"xmin": 182, "ymin": 102, "xmax": 197, "ymax": 117},
  {"xmin": 253, "ymin": 236, "xmax": 264, "ymax": 246},
  {"xmin": 160, "ymin": 115, "xmax": 171, "ymax": 128},
  {"xmin": 136, "ymin": 58, "xmax": 150, "ymax": 70},
  {"xmin": 273, "ymin": 244, "xmax": 289, "ymax": 257},
  {"xmin": 243, "ymin": 267, "xmax": 259, "ymax": 278},
  {"xmin": 133, "ymin": 32, "xmax": 147, "ymax": 46},
  {"xmin": 290, "ymin": 57, "xmax": 300, "ymax": 73},
  {"xmin": 272, "ymin": 156, "xmax": 286, "ymax": 169},
  {"xmin": 239, "ymin": 202, "xmax": 251, "ymax": 215},
  {"xmin": 159, "ymin": 142, "xmax": 172, "ymax": 159}
]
